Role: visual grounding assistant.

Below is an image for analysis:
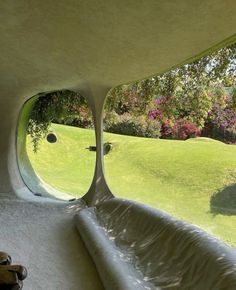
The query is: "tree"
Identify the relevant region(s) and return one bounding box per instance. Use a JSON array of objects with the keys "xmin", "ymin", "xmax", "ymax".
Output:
[
  {"xmin": 27, "ymin": 42, "xmax": 236, "ymax": 148},
  {"xmin": 105, "ymin": 42, "xmax": 236, "ymax": 138},
  {"xmin": 27, "ymin": 90, "xmax": 92, "ymax": 152}
]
